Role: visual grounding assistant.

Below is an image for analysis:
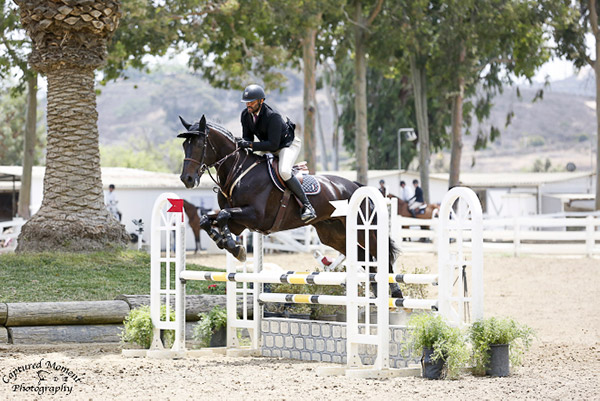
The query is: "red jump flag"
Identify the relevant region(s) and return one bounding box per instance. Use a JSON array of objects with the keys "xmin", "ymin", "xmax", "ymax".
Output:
[{"xmin": 167, "ymin": 198, "xmax": 184, "ymax": 222}]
